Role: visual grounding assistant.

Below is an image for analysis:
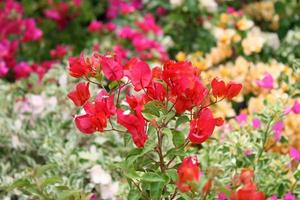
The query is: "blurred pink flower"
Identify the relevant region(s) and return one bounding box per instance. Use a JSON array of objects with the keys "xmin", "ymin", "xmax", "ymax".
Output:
[
  {"xmin": 269, "ymin": 195, "xmax": 278, "ymax": 200},
  {"xmin": 136, "ymin": 13, "xmax": 162, "ymax": 35},
  {"xmin": 244, "ymin": 149, "xmax": 253, "ymax": 157},
  {"xmin": 283, "ymin": 192, "xmax": 296, "ymax": 200},
  {"xmin": 88, "ymin": 20, "xmax": 103, "ymax": 33},
  {"xmin": 290, "ymin": 147, "xmax": 300, "ymax": 161},
  {"xmin": 14, "ymin": 62, "xmax": 32, "ymax": 79},
  {"xmin": 292, "ymin": 100, "xmax": 300, "ymax": 114},
  {"xmin": 0, "ymin": 61, "xmax": 9, "ymax": 77},
  {"xmin": 23, "ymin": 18, "xmax": 43, "ymax": 42},
  {"xmin": 236, "ymin": 113, "xmax": 247, "ymax": 125},
  {"xmin": 272, "ymin": 121, "xmax": 284, "ymax": 142},
  {"xmin": 256, "ymin": 73, "xmax": 274, "ymax": 89},
  {"xmin": 217, "ymin": 192, "xmax": 227, "ymax": 200},
  {"xmin": 252, "ymin": 118, "xmax": 261, "ymax": 129}
]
